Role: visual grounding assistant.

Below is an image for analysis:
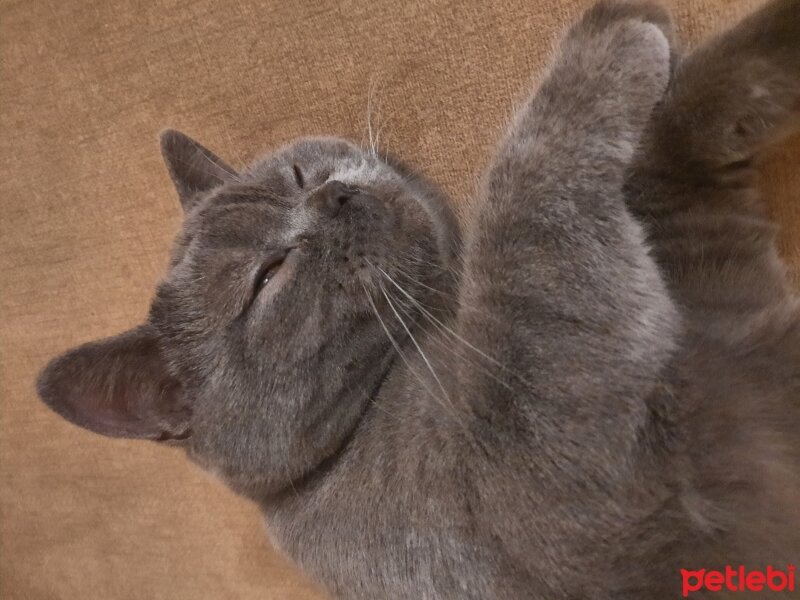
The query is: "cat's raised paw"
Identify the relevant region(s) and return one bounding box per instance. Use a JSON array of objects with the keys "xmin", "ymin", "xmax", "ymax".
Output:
[
  {"xmin": 577, "ymin": 0, "xmax": 674, "ymax": 47},
  {"xmin": 548, "ymin": 0, "xmax": 672, "ymax": 126}
]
